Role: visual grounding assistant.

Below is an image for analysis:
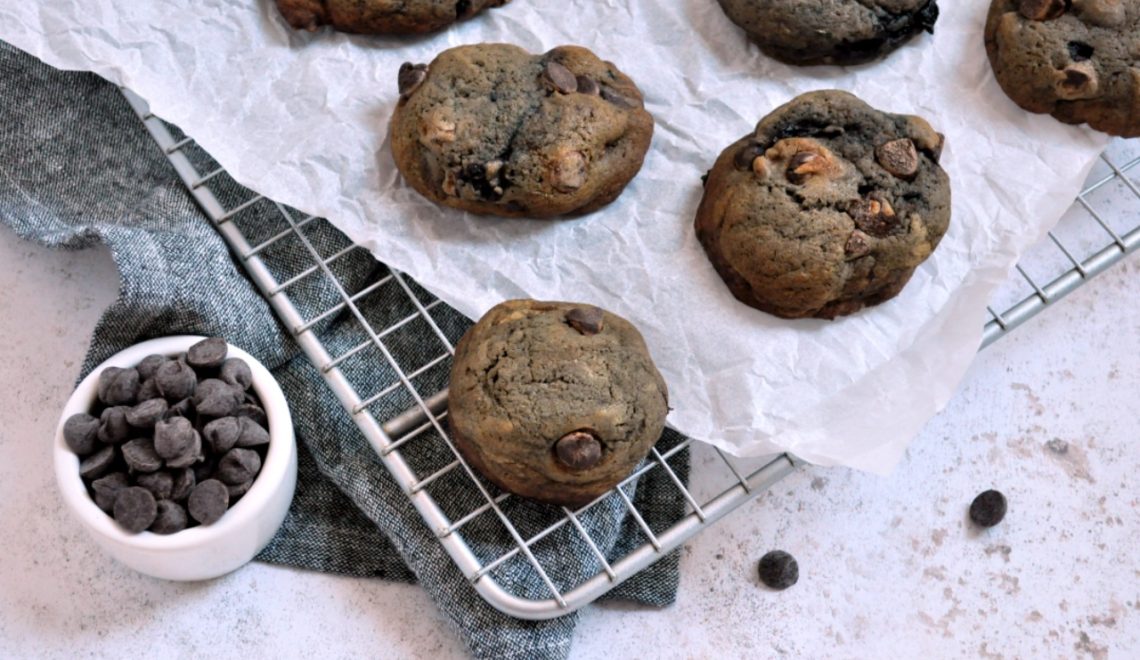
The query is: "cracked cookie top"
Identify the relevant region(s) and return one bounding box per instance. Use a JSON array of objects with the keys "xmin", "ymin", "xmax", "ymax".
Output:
[
  {"xmin": 985, "ymin": 0, "xmax": 1140, "ymax": 137},
  {"xmin": 275, "ymin": 0, "xmax": 511, "ymax": 34},
  {"xmin": 715, "ymin": 0, "xmax": 939, "ymax": 66},
  {"xmin": 388, "ymin": 44, "xmax": 654, "ymax": 219},
  {"xmin": 695, "ymin": 90, "xmax": 951, "ymax": 320},
  {"xmin": 447, "ymin": 300, "xmax": 668, "ymax": 507}
]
